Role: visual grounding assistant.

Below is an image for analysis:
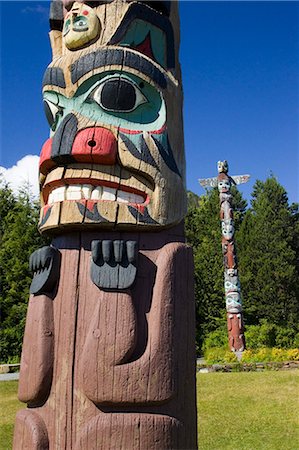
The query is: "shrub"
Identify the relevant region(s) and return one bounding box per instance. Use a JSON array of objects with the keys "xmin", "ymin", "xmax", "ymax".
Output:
[
  {"xmin": 244, "ymin": 322, "xmax": 298, "ymax": 349},
  {"xmin": 203, "ymin": 347, "xmax": 299, "ymax": 364},
  {"xmin": 204, "ymin": 347, "xmax": 238, "ymax": 364},
  {"xmin": 270, "ymin": 348, "xmax": 286, "ymax": 362},
  {"xmin": 286, "ymin": 349, "xmax": 299, "ymax": 361},
  {"xmin": 241, "ymin": 349, "xmax": 255, "ymax": 363},
  {"xmin": 275, "ymin": 327, "xmax": 296, "ymax": 348},
  {"xmin": 202, "ymin": 328, "xmax": 228, "ymax": 352},
  {"xmin": 294, "ymin": 333, "xmax": 299, "ymax": 348}
]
